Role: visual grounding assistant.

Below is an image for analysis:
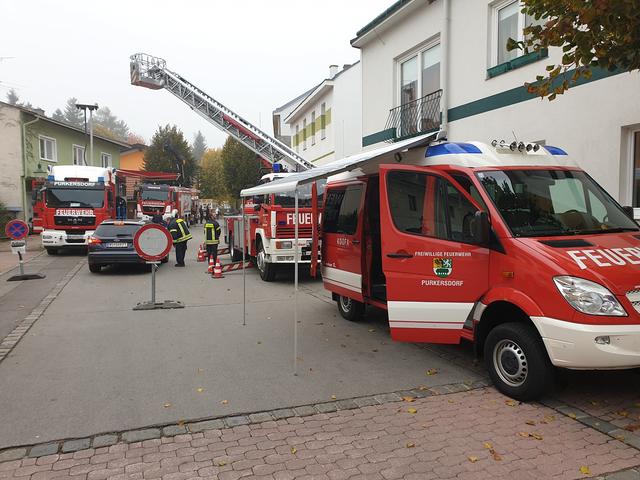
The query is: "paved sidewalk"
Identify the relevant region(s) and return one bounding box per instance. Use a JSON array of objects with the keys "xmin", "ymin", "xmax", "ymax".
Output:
[
  {"xmin": 0, "ymin": 237, "xmax": 44, "ymax": 276},
  {"xmin": 1, "ymin": 388, "xmax": 638, "ymax": 480}
]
